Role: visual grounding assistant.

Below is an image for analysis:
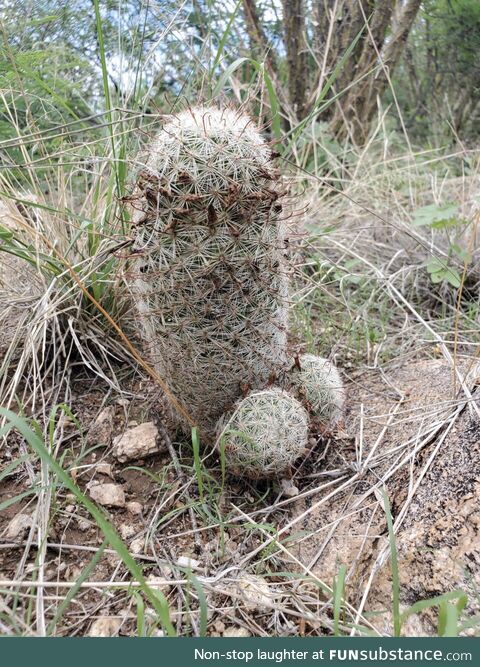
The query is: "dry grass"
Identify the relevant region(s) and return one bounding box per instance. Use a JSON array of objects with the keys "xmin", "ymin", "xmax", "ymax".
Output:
[{"xmin": 1, "ymin": 16, "xmax": 480, "ymax": 634}]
